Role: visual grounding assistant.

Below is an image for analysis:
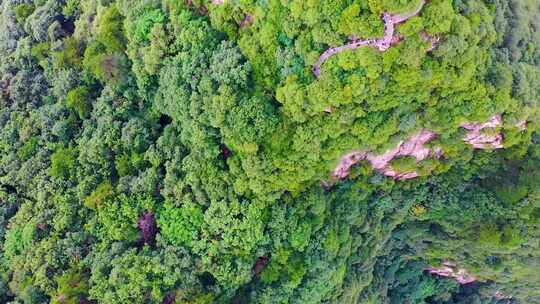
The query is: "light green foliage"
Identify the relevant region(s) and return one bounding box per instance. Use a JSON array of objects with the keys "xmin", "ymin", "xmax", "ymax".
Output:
[
  {"xmin": 3, "ymin": 222, "xmax": 35, "ymax": 262},
  {"xmin": 17, "ymin": 136, "xmax": 39, "ymax": 161},
  {"xmin": 14, "ymin": 4, "xmax": 35, "ymax": 24},
  {"xmin": 84, "ymin": 181, "xmax": 114, "ymax": 209},
  {"xmin": 88, "ymin": 246, "xmax": 198, "ymax": 304},
  {"xmin": 31, "ymin": 42, "xmax": 50, "ymax": 62},
  {"xmin": 50, "ymin": 269, "xmax": 88, "ymax": 304},
  {"xmin": 82, "ymin": 41, "xmax": 107, "ymax": 78},
  {"xmin": 260, "ymin": 248, "xmax": 291, "ymax": 284},
  {"xmin": 83, "ymin": 41, "xmax": 128, "ymax": 82},
  {"xmin": 96, "ymin": 5, "xmax": 126, "ymax": 53},
  {"xmin": 338, "ymin": 3, "xmax": 383, "ymax": 38},
  {"xmin": 290, "ymin": 221, "xmax": 311, "ymax": 252},
  {"xmin": 157, "ymin": 200, "xmax": 203, "ymax": 247},
  {"xmin": 133, "ymin": 9, "xmax": 165, "ymax": 43},
  {"xmin": 66, "ymin": 86, "xmax": 91, "ymax": 118},
  {"xmin": 92, "ymin": 194, "xmax": 154, "ymax": 242},
  {"xmin": 422, "ymin": 0, "xmax": 455, "ymax": 34},
  {"xmin": 114, "ymin": 153, "xmax": 133, "ymax": 176},
  {"xmin": 389, "ymin": 156, "xmax": 418, "ymax": 173},
  {"xmin": 478, "ymin": 223, "xmax": 503, "ymax": 246},
  {"xmin": 50, "ymin": 146, "xmax": 77, "ymax": 179},
  {"xmin": 63, "ymin": 0, "xmax": 81, "ymax": 18},
  {"xmin": 82, "ymin": 5, "xmax": 128, "ymax": 82}
]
